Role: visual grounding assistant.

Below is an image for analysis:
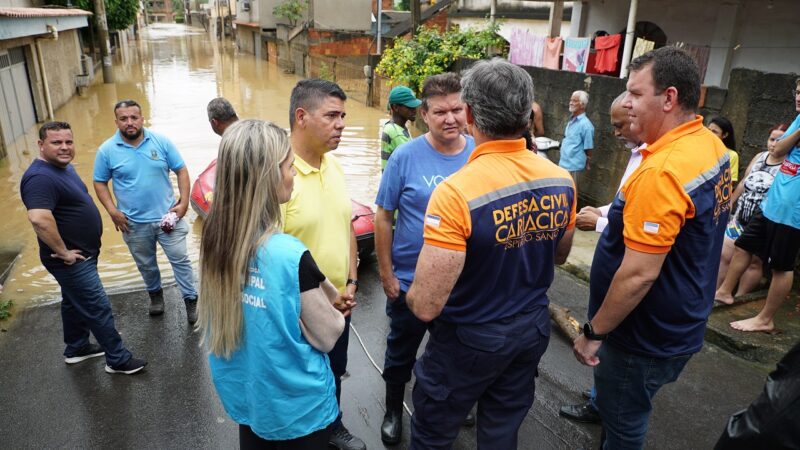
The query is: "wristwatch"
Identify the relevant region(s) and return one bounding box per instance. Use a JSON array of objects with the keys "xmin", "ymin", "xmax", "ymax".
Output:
[
  {"xmin": 346, "ymin": 278, "xmax": 359, "ymax": 292},
  {"xmin": 582, "ymin": 322, "xmax": 608, "ymax": 341}
]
